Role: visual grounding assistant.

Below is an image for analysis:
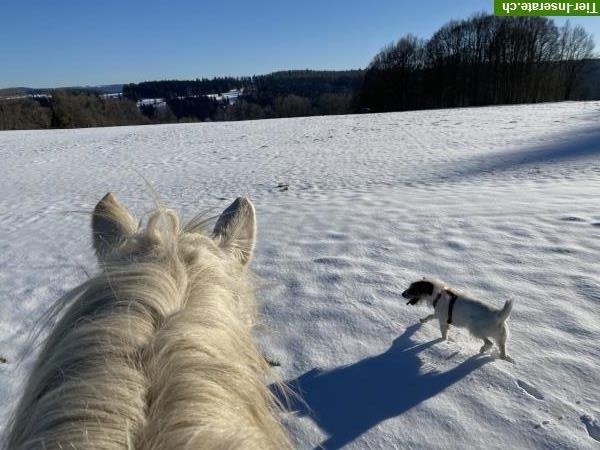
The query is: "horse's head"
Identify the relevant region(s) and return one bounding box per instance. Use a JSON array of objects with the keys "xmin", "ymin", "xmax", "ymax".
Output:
[
  {"xmin": 91, "ymin": 193, "xmax": 257, "ymax": 269},
  {"xmin": 7, "ymin": 193, "xmax": 292, "ymax": 450}
]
